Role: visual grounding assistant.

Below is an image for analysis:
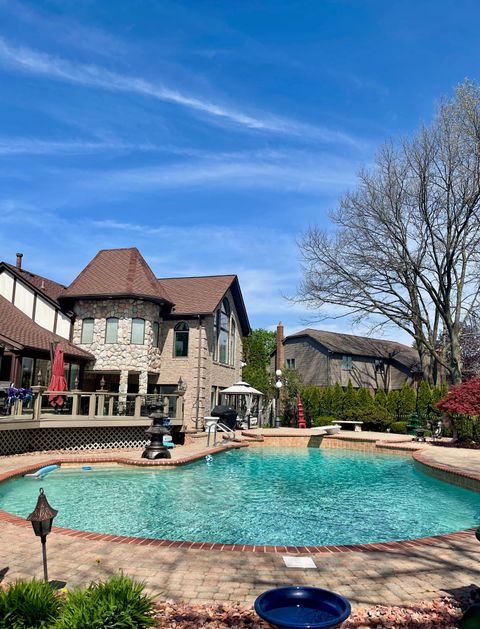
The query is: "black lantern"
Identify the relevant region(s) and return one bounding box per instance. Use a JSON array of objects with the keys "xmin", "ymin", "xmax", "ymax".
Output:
[{"xmin": 27, "ymin": 488, "xmax": 58, "ymax": 581}]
